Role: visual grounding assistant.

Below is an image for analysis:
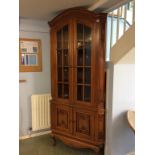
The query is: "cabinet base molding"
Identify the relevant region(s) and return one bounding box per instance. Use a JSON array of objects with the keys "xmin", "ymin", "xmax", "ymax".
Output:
[{"xmin": 51, "ymin": 132, "xmax": 103, "ymax": 154}]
